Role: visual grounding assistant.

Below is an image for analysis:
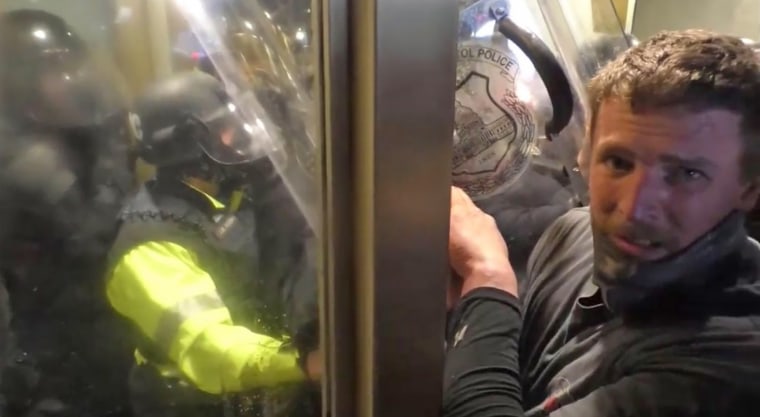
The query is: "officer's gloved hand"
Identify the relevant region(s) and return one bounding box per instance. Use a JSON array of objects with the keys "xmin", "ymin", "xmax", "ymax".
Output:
[{"xmin": 293, "ymin": 317, "xmax": 319, "ymax": 379}]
